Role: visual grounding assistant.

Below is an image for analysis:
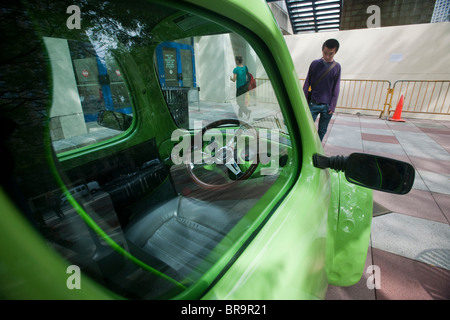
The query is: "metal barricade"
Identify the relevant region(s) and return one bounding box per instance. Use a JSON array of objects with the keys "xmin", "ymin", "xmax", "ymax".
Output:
[
  {"xmin": 252, "ymin": 78, "xmax": 450, "ymax": 118},
  {"xmin": 297, "ymin": 78, "xmax": 391, "ymax": 115},
  {"xmin": 161, "ymin": 87, "xmax": 190, "ymax": 128},
  {"xmin": 337, "ymin": 79, "xmax": 392, "ymax": 114},
  {"xmin": 255, "ymin": 78, "xmax": 277, "ymax": 103},
  {"xmin": 389, "ymin": 80, "xmax": 450, "ymax": 116}
]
